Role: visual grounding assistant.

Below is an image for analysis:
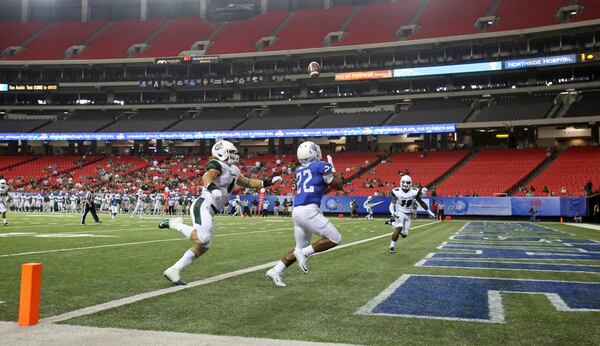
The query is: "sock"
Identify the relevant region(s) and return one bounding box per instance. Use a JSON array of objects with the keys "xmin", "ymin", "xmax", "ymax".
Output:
[
  {"xmin": 273, "ymin": 261, "xmax": 286, "ymax": 274},
  {"xmin": 301, "ymin": 245, "xmax": 315, "ymax": 257},
  {"xmin": 172, "ymin": 250, "xmax": 196, "ymax": 270},
  {"xmin": 390, "ymin": 240, "xmax": 396, "ymax": 248},
  {"xmin": 3, "ymin": 218, "xmax": 6, "ymax": 224},
  {"xmin": 175, "ymin": 223, "xmax": 193, "ymax": 238}
]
